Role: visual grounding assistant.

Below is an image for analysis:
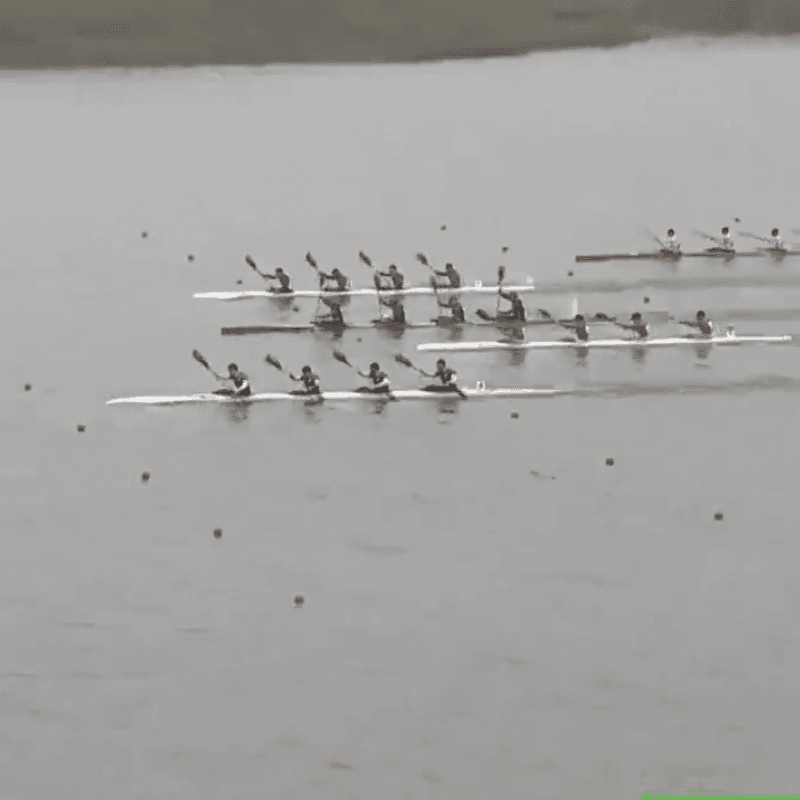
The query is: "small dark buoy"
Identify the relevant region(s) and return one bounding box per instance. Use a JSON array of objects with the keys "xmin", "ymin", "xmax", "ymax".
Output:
[
  {"xmin": 293, "ymin": 594, "xmax": 304, "ymax": 608},
  {"xmin": 605, "ymin": 457, "xmax": 614, "ymax": 466},
  {"xmin": 188, "ymin": 254, "xmax": 194, "ymax": 262},
  {"xmin": 501, "ymin": 246, "xmax": 508, "ymax": 253},
  {"xmin": 356, "ymin": 337, "xmax": 362, "ymax": 343},
  {"xmin": 77, "ymin": 424, "xmax": 85, "ymax": 433},
  {"xmin": 714, "ymin": 512, "xmax": 723, "ymax": 521},
  {"xmin": 292, "ymin": 306, "xmax": 300, "ymax": 312},
  {"xmin": 141, "ymin": 471, "xmax": 150, "ymax": 483},
  {"xmin": 440, "ymin": 225, "xmax": 446, "ymax": 230},
  {"xmin": 643, "ymin": 296, "xmax": 650, "ymax": 304},
  {"xmin": 213, "ymin": 528, "xmax": 222, "ymax": 538},
  {"xmin": 568, "ymin": 271, "xmax": 574, "ymax": 277},
  {"xmin": 236, "ymin": 279, "xmax": 243, "ymax": 284},
  {"xmin": 141, "ymin": 231, "xmax": 148, "ymax": 238},
  {"xmin": 24, "ymin": 383, "xmax": 31, "ymax": 391},
  {"xmin": 734, "ymin": 218, "xmax": 740, "ymax": 223},
  {"xmin": 510, "ymin": 411, "xmax": 519, "ymax": 419}
]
